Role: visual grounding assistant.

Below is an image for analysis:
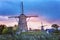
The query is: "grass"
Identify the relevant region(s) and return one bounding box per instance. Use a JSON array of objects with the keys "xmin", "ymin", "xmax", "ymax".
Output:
[{"xmin": 0, "ymin": 31, "xmax": 59, "ymax": 40}]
